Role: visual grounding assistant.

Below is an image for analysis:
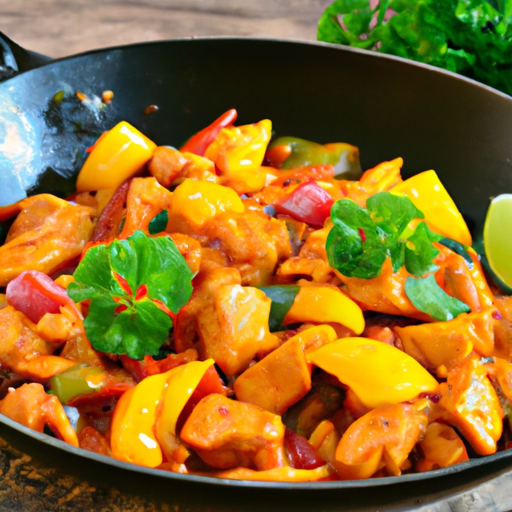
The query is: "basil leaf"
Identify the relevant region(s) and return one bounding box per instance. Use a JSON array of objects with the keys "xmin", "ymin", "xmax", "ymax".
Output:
[
  {"xmin": 326, "ymin": 192, "xmax": 426, "ymax": 279},
  {"xmin": 404, "ymin": 222, "xmax": 441, "ymax": 276},
  {"xmin": 259, "ymin": 285, "xmax": 300, "ymax": 332},
  {"xmin": 405, "ymin": 274, "xmax": 471, "ymax": 321},
  {"xmin": 67, "ymin": 230, "xmax": 193, "ymax": 359},
  {"xmin": 367, "ymin": 192, "xmax": 423, "ymax": 272},
  {"xmin": 327, "ymin": 198, "xmax": 387, "ymax": 278}
]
